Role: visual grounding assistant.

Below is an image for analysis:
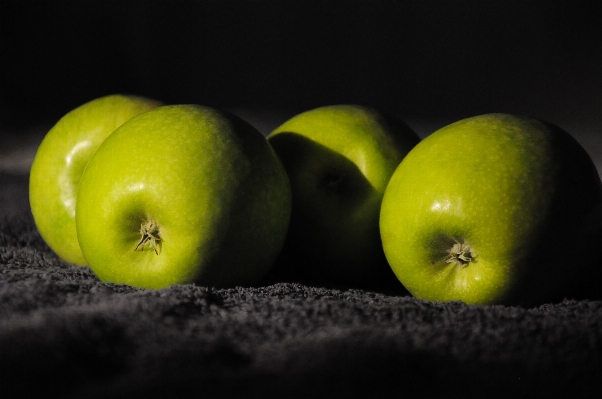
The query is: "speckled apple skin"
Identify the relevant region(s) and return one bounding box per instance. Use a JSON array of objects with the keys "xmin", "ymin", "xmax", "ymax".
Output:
[
  {"xmin": 380, "ymin": 113, "xmax": 602, "ymax": 306},
  {"xmin": 76, "ymin": 105, "xmax": 291, "ymax": 289}
]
